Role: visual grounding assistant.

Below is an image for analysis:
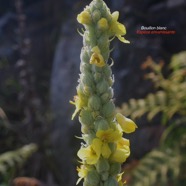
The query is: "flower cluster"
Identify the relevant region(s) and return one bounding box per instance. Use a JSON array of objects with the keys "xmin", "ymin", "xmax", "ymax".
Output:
[{"xmin": 71, "ymin": 0, "xmax": 136, "ymax": 185}]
